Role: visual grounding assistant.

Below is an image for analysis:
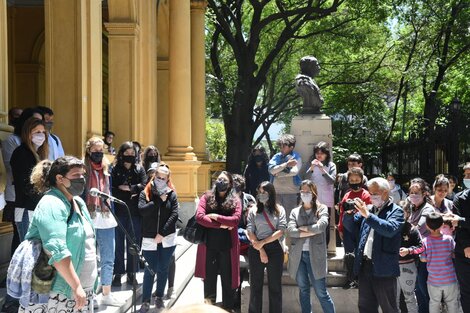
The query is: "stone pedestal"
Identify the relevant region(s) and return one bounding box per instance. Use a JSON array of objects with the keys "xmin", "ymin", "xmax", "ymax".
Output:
[{"xmin": 290, "ymin": 114, "xmax": 336, "ymax": 254}]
